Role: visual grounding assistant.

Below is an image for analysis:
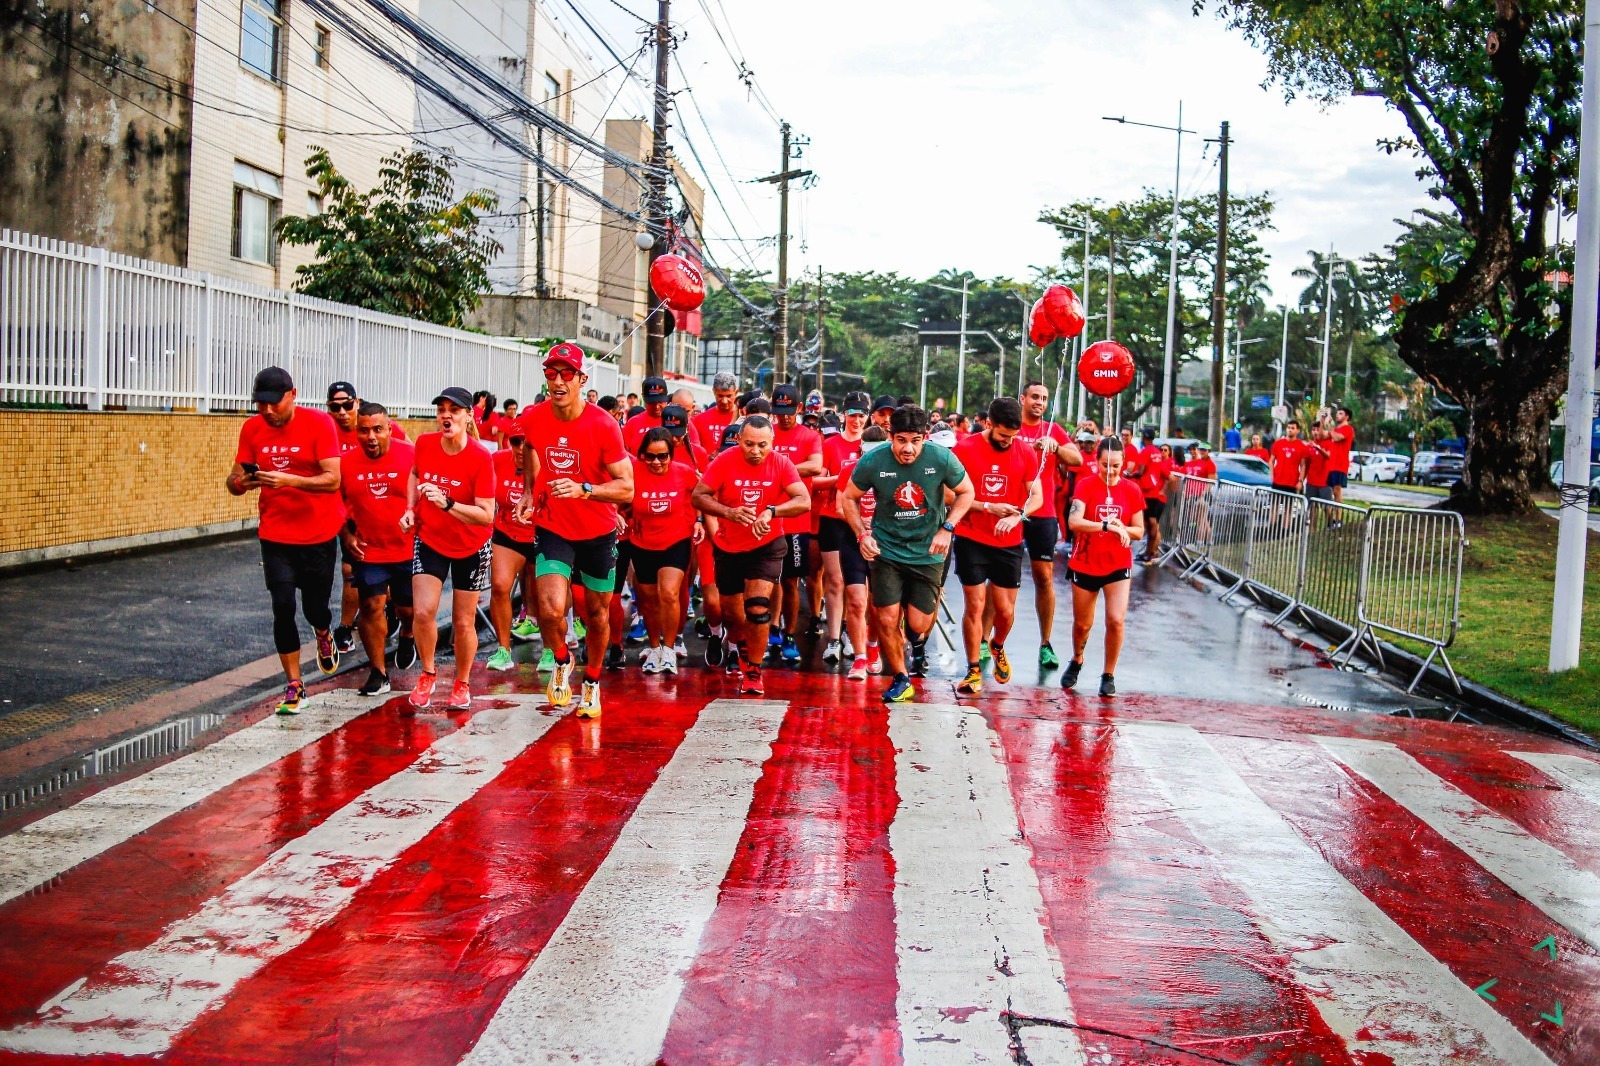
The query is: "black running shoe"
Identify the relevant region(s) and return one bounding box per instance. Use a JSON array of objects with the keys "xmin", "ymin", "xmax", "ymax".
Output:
[
  {"xmin": 694, "ymin": 617, "xmax": 711, "ymax": 639},
  {"xmin": 334, "ymin": 624, "xmax": 357, "ymax": 655},
  {"xmin": 722, "ymin": 643, "xmax": 742, "ymax": 676},
  {"xmin": 357, "ymin": 668, "xmax": 391, "ymax": 697},
  {"xmin": 393, "ymin": 636, "xmax": 418, "ymax": 670},
  {"xmin": 908, "ymin": 640, "xmax": 928, "ymax": 678},
  {"xmin": 1062, "ymin": 659, "xmax": 1083, "ymax": 691},
  {"xmin": 704, "ymin": 632, "xmax": 724, "ymax": 669},
  {"xmin": 604, "ymin": 644, "xmax": 626, "ymax": 671},
  {"xmin": 1099, "ymin": 673, "xmax": 1117, "ymax": 698}
]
